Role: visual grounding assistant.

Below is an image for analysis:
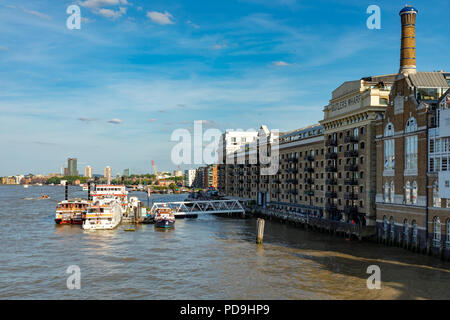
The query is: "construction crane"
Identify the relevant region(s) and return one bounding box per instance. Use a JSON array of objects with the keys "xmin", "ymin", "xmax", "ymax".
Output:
[{"xmin": 151, "ymin": 160, "xmax": 160, "ymax": 184}]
